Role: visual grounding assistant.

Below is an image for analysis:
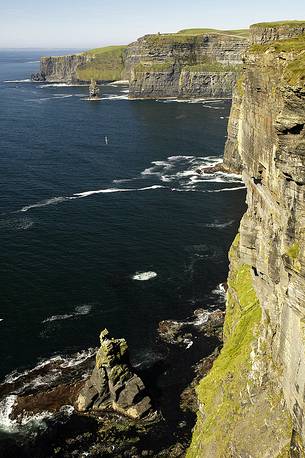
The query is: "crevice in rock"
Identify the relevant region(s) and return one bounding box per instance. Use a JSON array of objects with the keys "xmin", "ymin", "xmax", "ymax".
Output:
[{"xmin": 281, "ymin": 124, "xmax": 304, "ymax": 135}]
